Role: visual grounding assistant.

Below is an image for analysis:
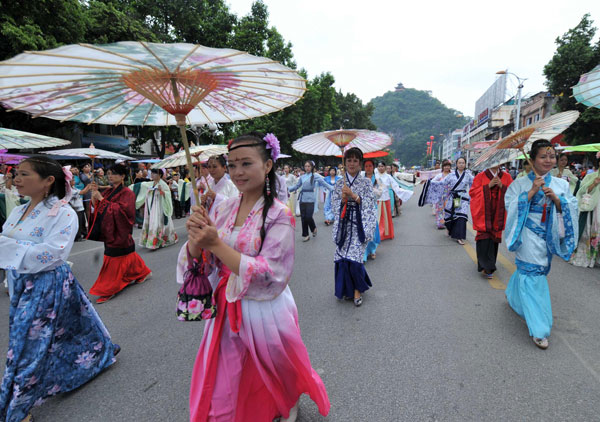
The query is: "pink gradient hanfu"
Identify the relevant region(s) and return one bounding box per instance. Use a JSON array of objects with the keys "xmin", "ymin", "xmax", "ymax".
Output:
[{"xmin": 176, "ymin": 196, "xmax": 330, "ymax": 421}]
